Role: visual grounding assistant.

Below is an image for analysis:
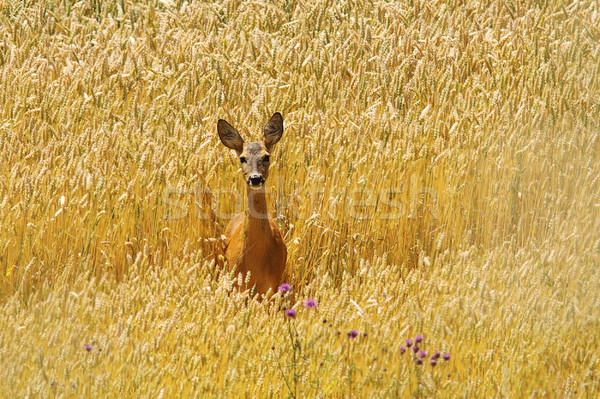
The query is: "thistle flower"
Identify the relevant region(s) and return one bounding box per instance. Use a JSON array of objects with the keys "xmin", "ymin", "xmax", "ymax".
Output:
[
  {"xmin": 443, "ymin": 353, "xmax": 451, "ymax": 361},
  {"xmin": 418, "ymin": 350, "xmax": 427, "ymax": 359},
  {"xmin": 415, "ymin": 334, "xmax": 423, "ymax": 343},
  {"xmin": 432, "ymin": 351, "xmax": 441, "ymax": 359},
  {"xmin": 416, "ymin": 358, "xmax": 423, "ymax": 365},
  {"xmin": 279, "ymin": 283, "xmax": 291, "ymax": 293},
  {"xmin": 285, "ymin": 309, "xmax": 296, "ymax": 318},
  {"xmin": 405, "ymin": 339, "xmax": 413, "ymax": 347},
  {"xmin": 84, "ymin": 344, "xmax": 93, "ymax": 352},
  {"xmin": 304, "ymin": 299, "xmax": 317, "ymax": 308},
  {"xmin": 399, "ymin": 346, "xmax": 406, "ymax": 354},
  {"xmin": 412, "ymin": 345, "xmax": 419, "ymax": 353},
  {"xmin": 430, "ymin": 358, "xmax": 437, "ymax": 367},
  {"xmin": 347, "ymin": 329, "xmax": 359, "ymax": 339}
]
